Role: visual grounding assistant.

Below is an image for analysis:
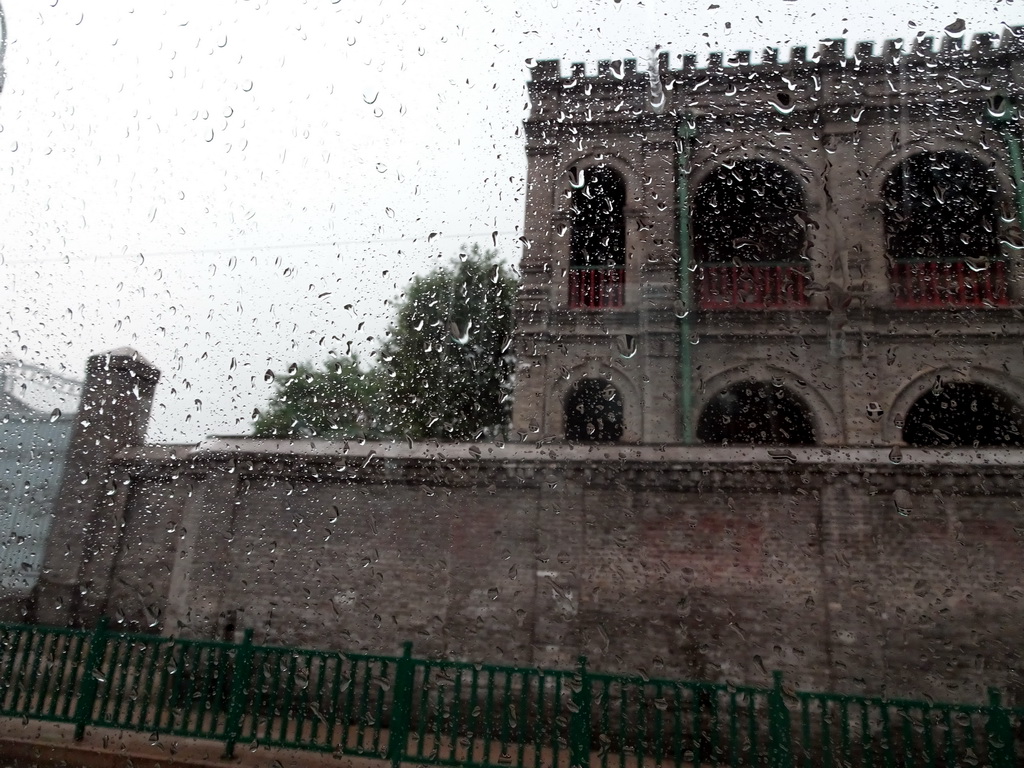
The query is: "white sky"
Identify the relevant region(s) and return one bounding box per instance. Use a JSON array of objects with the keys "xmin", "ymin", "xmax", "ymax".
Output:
[{"xmin": 0, "ymin": 0, "xmax": 1017, "ymax": 442}]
